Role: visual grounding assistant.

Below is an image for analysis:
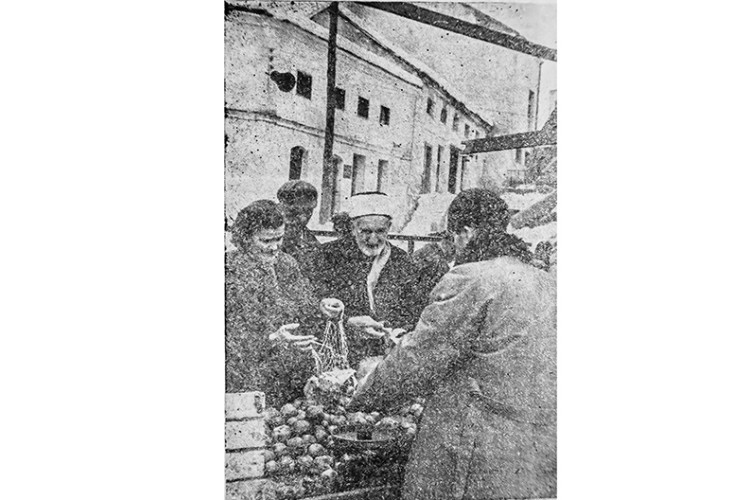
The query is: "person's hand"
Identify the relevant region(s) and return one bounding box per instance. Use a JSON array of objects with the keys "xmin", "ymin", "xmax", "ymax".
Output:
[
  {"xmin": 269, "ymin": 323, "xmax": 318, "ymax": 352},
  {"xmin": 347, "ymin": 316, "xmax": 388, "ymax": 339},
  {"xmin": 320, "ymin": 298, "xmax": 345, "ymax": 319}
]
